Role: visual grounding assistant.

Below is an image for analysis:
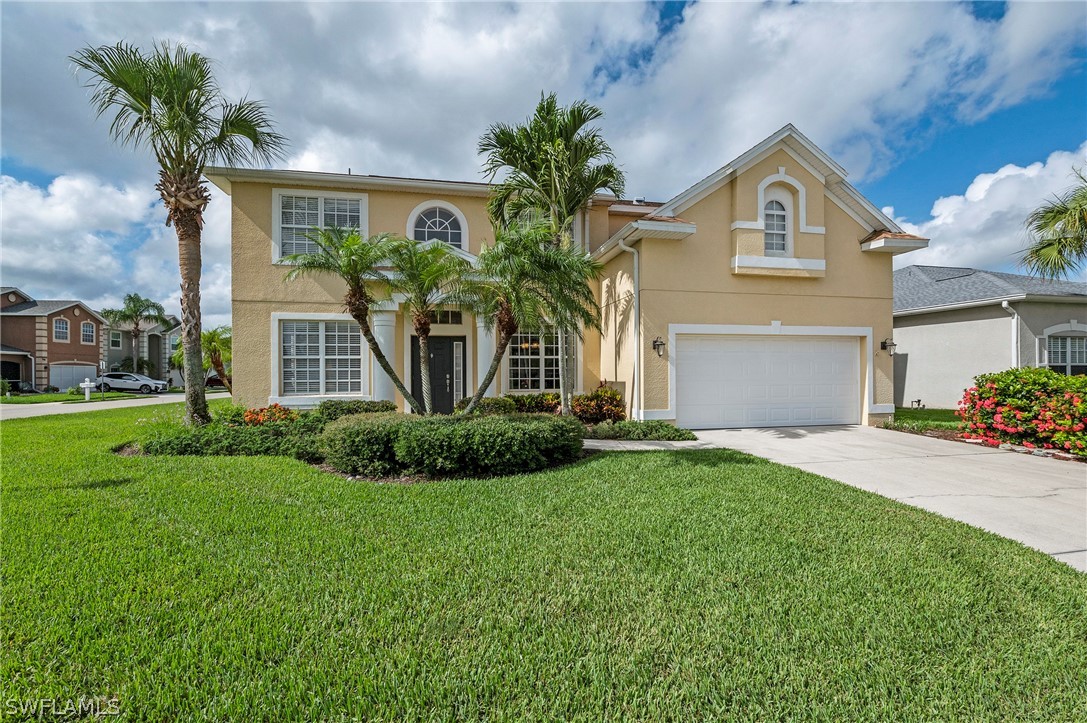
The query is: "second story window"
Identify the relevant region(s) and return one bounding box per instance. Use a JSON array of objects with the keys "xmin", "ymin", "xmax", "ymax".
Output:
[
  {"xmin": 276, "ymin": 192, "xmax": 365, "ymax": 259},
  {"xmin": 53, "ymin": 318, "xmax": 69, "ymax": 342},
  {"xmin": 413, "ymin": 207, "xmax": 462, "ymax": 248},
  {"xmin": 764, "ymin": 200, "xmax": 787, "ymax": 254},
  {"xmin": 110, "ymin": 331, "xmax": 122, "ymax": 349},
  {"xmin": 81, "ymin": 322, "xmax": 95, "ymax": 344}
]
